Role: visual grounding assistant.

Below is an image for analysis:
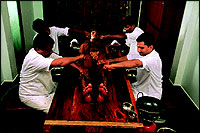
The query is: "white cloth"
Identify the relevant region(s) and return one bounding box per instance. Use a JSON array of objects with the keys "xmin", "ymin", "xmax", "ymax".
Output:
[
  {"xmin": 19, "ymin": 48, "xmax": 62, "ymax": 113},
  {"xmin": 33, "ymin": 26, "xmax": 70, "ymax": 55},
  {"xmin": 131, "ymin": 50, "xmax": 163, "ymax": 101},
  {"xmin": 126, "ymin": 27, "xmax": 144, "ymax": 60}
]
